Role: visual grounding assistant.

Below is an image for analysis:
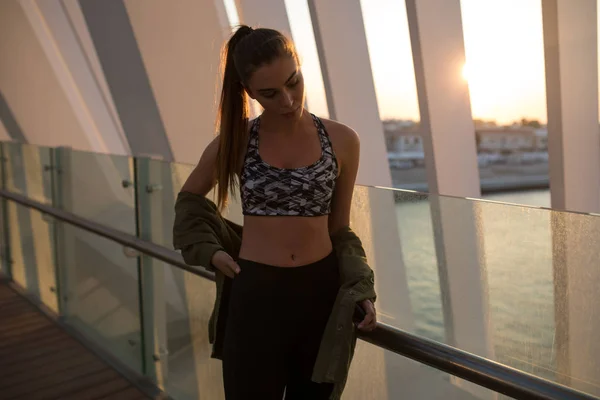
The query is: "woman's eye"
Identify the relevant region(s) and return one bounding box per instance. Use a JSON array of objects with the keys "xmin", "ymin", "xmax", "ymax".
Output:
[
  {"xmin": 288, "ymin": 79, "xmax": 299, "ymax": 87},
  {"xmin": 262, "ymin": 91, "xmax": 276, "ymax": 98}
]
